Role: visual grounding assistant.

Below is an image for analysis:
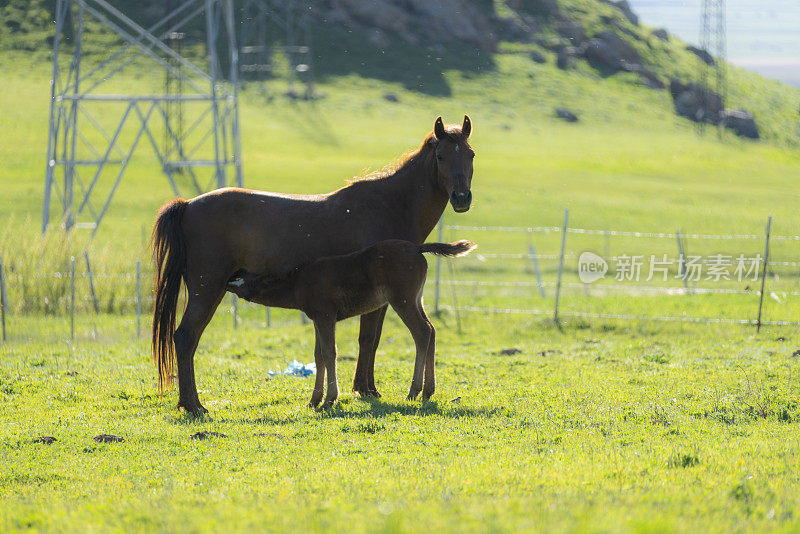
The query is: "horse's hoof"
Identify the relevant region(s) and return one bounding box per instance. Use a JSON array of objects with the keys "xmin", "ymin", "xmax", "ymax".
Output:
[
  {"xmin": 353, "ymin": 387, "xmax": 377, "ymax": 398},
  {"xmin": 178, "ymin": 403, "xmax": 208, "ymax": 417},
  {"xmin": 308, "ymin": 398, "xmax": 322, "ymax": 409},
  {"xmin": 321, "ymin": 399, "xmax": 337, "ymax": 410},
  {"xmin": 406, "ymin": 390, "xmax": 421, "ymax": 401},
  {"xmin": 369, "ymin": 388, "xmax": 382, "ymax": 398},
  {"xmin": 422, "ymin": 390, "xmax": 435, "ymax": 401}
]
